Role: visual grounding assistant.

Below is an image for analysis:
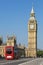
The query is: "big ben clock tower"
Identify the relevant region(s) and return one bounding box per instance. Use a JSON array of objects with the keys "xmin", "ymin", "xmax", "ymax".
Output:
[{"xmin": 28, "ymin": 7, "xmax": 37, "ymax": 57}]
